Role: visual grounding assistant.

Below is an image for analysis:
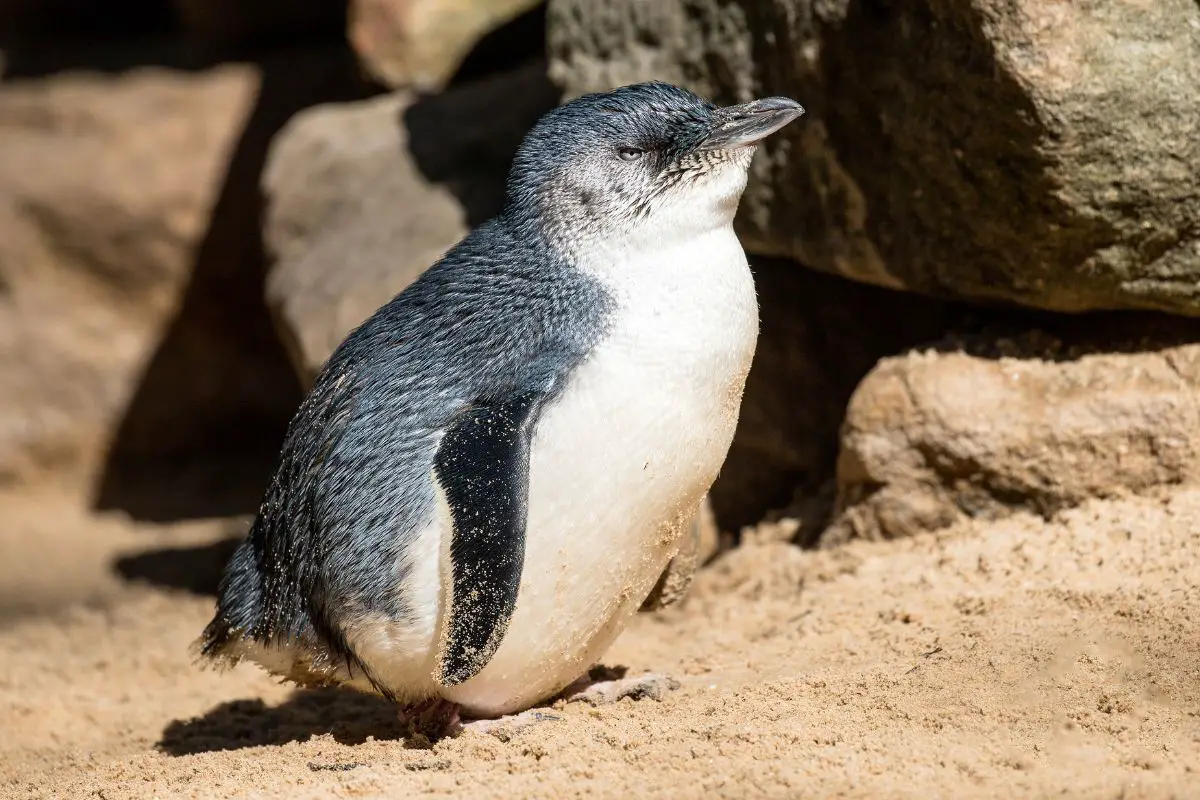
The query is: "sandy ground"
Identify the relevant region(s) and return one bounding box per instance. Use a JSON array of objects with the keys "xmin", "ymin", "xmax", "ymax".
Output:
[{"xmin": 1, "ymin": 485, "xmax": 1198, "ymax": 799}]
